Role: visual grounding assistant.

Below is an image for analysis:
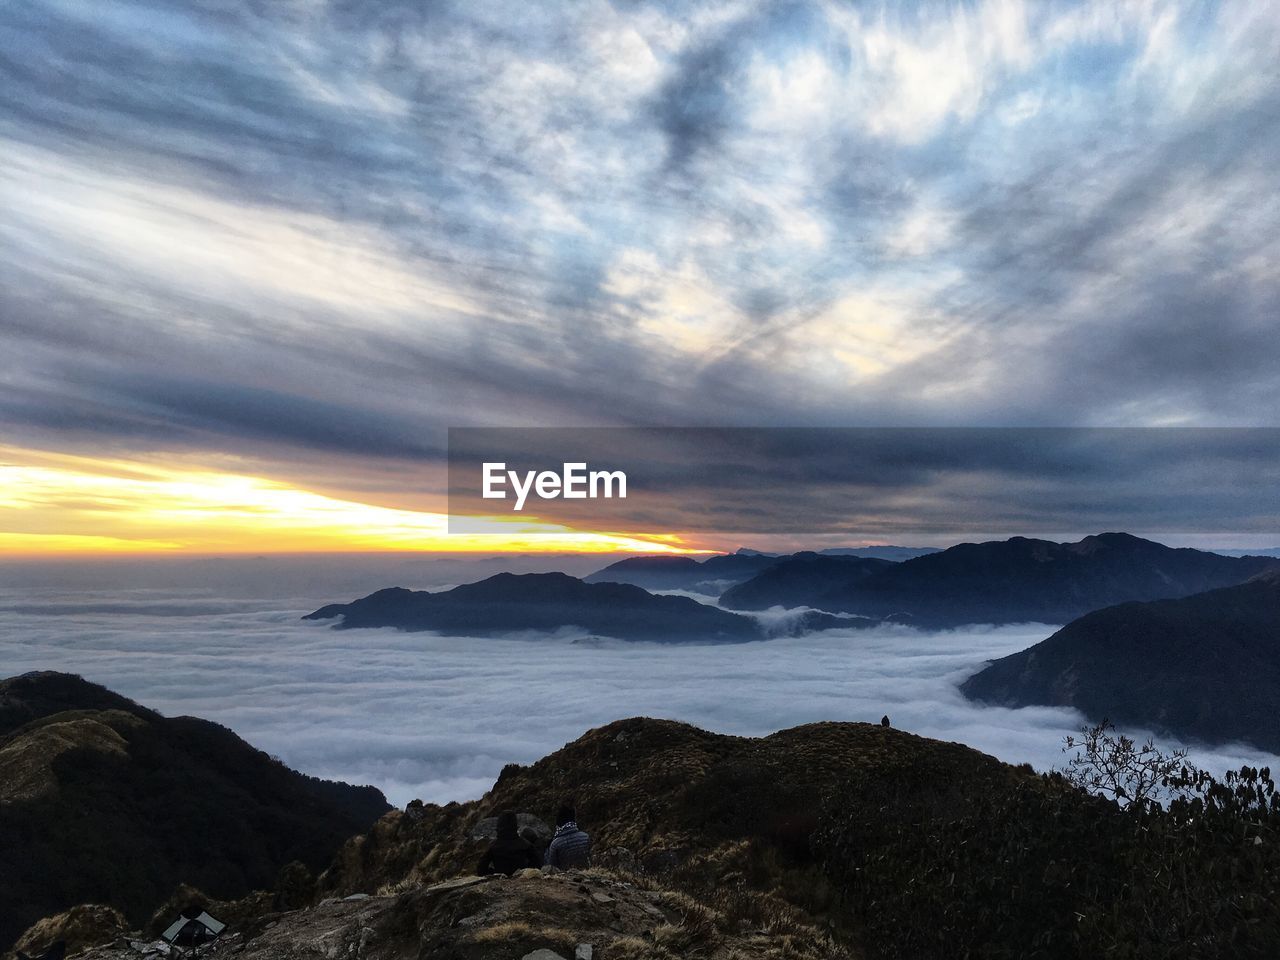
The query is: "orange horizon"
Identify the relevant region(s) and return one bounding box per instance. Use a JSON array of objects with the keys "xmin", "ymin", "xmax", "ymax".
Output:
[{"xmin": 0, "ymin": 444, "xmax": 714, "ymax": 558}]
